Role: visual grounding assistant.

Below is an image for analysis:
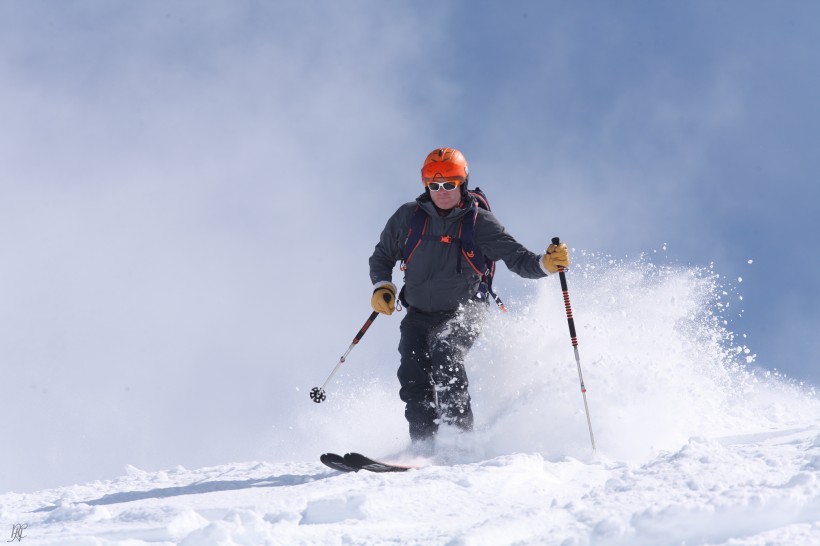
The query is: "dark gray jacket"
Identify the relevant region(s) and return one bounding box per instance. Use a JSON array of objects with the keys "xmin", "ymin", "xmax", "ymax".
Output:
[{"xmin": 369, "ymin": 193, "xmax": 548, "ymax": 313}]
